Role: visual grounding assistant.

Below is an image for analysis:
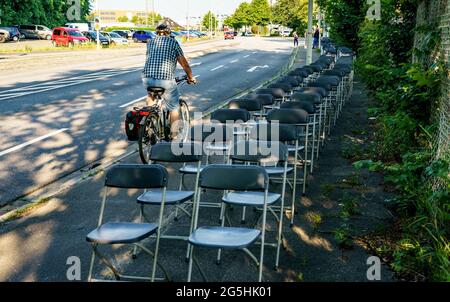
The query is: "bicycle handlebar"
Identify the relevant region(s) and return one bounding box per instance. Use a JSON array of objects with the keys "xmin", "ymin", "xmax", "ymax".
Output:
[{"xmin": 175, "ymin": 75, "xmax": 189, "ymax": 84}]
